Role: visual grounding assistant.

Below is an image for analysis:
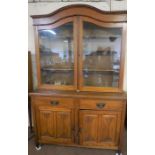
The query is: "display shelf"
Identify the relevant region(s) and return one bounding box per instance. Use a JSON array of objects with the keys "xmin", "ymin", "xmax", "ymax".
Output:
[
  {"xmin": 39, "ymin": 36, "xmax": 73, "ymax": 40},
  {"xmin": 83, "ymin": 36, "xmax": 120, "ymax": 40},
  {"xmin": 83, "ymin": 69, "xmax": 119, "ymax": 72},
  {"xmin": 41, "ymin": 68, "xmax": 74, "ymax": 71}
]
